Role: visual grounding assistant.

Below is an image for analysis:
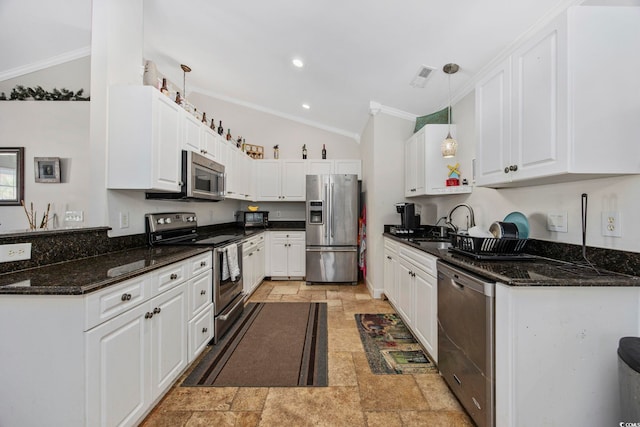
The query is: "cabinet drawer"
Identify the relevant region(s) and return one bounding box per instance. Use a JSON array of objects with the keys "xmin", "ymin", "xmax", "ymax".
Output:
[
  {"xmin": 85, "ymin": 275, "xmax": 150, "ymax": 330},
  {"xmin": 399, "ymin": 246, "xmax": 437, "ymax": 277},
  {"xmin": 384, "ymin": 238, "xmax": 398, "ymax": 252},
  {"xmin": 188, "ymin": 270, "xmax": 212, "ymax": 318},
  {"xmin": 153, "ymin": 261, "xmax": 188, "ymax": 294},
  {"xmin": 188, "ymin": 304, "xmax": 213, "ymax": 363},
  {"xmin": 189, "ymin": 252, "xmax": 212, "ymax": 277}
]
